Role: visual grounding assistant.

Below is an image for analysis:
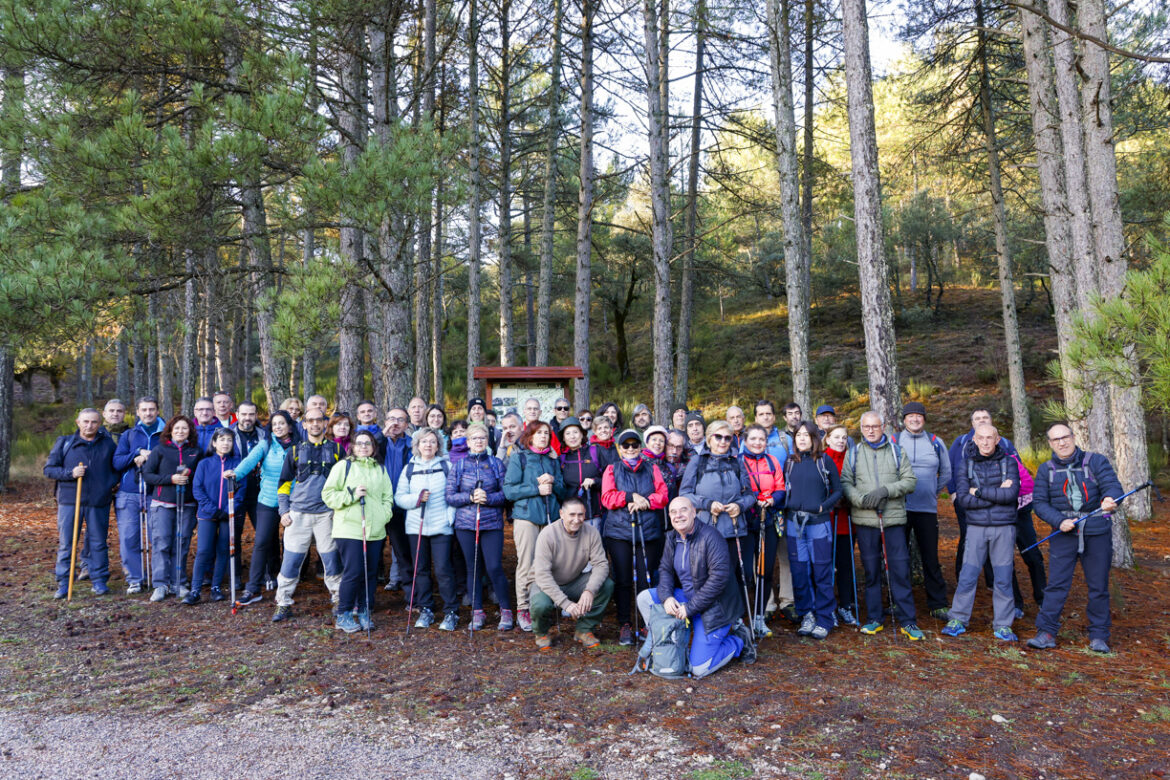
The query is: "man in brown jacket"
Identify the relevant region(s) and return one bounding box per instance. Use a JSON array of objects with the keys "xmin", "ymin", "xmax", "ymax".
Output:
[{"xmin": 531, "ymin": 498, "xmax": 613, "ymax": 650}]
